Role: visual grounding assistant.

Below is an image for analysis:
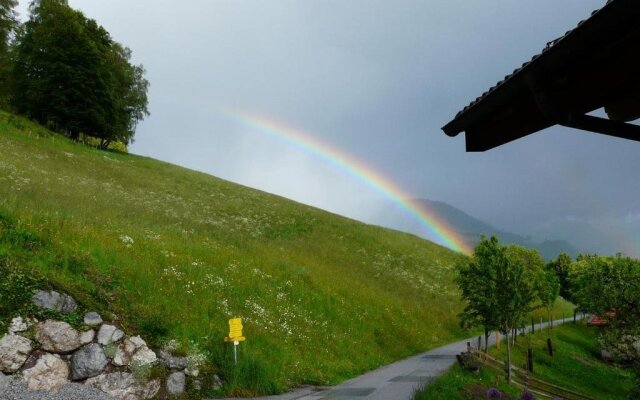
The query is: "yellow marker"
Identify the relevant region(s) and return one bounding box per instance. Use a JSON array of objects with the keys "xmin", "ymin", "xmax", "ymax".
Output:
[
  {"xmin": 224, "ymin": 318, "xmax": 246, "ymax": 342},
  {"xmin": 225, "ymin": 317, "xmax": 245, "ymax": 365}
]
